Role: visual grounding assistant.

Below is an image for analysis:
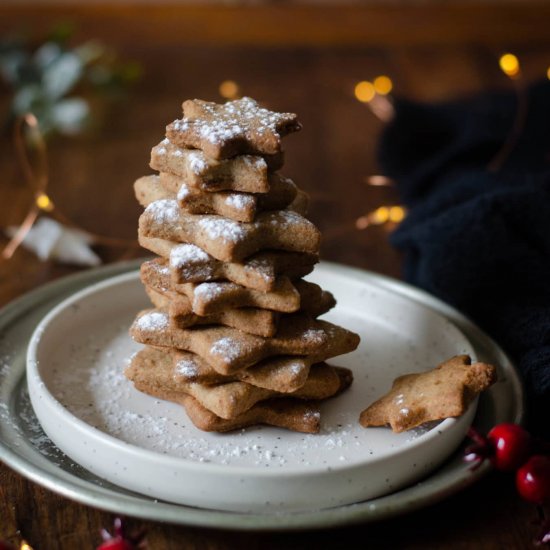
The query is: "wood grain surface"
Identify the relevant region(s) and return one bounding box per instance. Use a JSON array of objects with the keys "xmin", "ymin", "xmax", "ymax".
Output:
[{"xmin": 0, "ymin": 4, "xmax": 547, "ymax": 549}]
